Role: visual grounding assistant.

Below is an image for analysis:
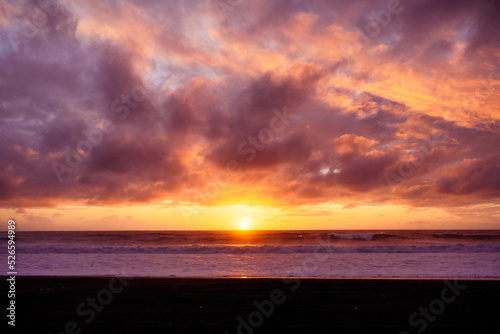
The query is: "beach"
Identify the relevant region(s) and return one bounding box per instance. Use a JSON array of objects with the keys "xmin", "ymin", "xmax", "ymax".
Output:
[{"xmin": 6, "ymin": 277, "xmax": 500, "ymax": 333}]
